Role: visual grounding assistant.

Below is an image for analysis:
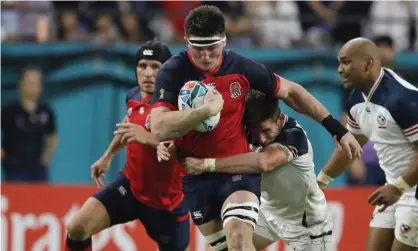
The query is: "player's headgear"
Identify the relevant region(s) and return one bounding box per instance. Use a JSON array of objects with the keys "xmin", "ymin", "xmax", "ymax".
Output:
[
  {"xmin": 185, "ymin": 5, "xmax": 226, "ymax": 47},
  {"xmin": 244, "ymin": 90, "xmax": 281, "ymax": 130},
  {"xmin": 135, "ymin": 40, "xmax": 172, "ymax": 65}
]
